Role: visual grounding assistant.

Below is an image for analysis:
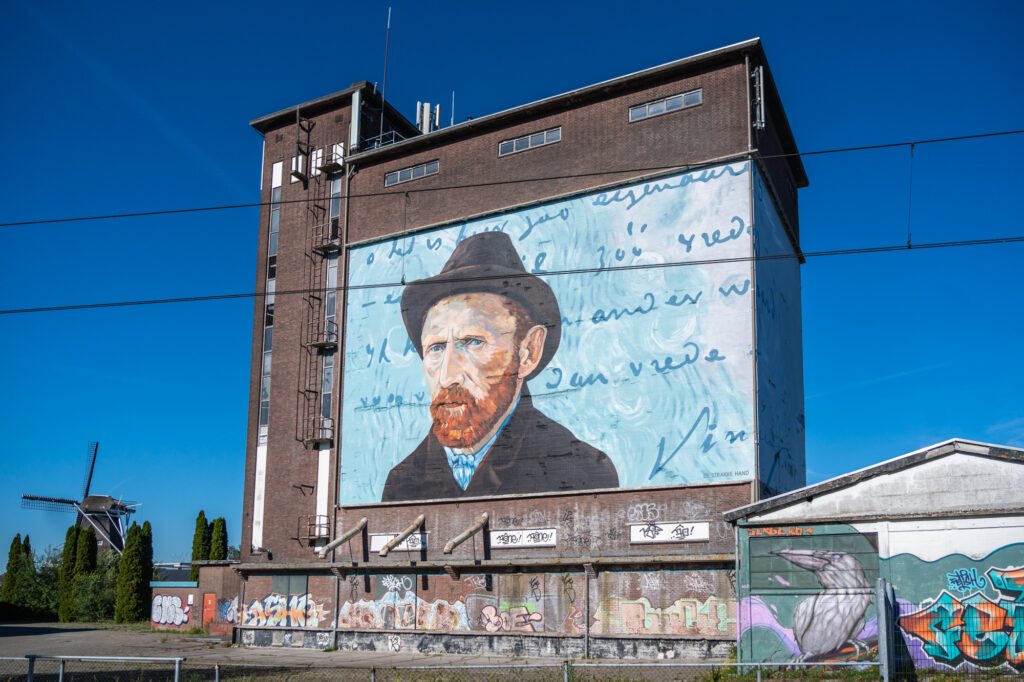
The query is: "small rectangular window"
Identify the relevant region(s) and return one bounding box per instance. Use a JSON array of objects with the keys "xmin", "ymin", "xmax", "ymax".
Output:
[
  {"xmin": 385, "ymin": 160, "xmax": 439, "ymax": 187},
  {"xmin": 629, "ymin": 88, "xmax": 703, "ymax": 122},
  {"xmin": 498, "ymin": 126, "xmax": 562, "ymax": 157}
]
